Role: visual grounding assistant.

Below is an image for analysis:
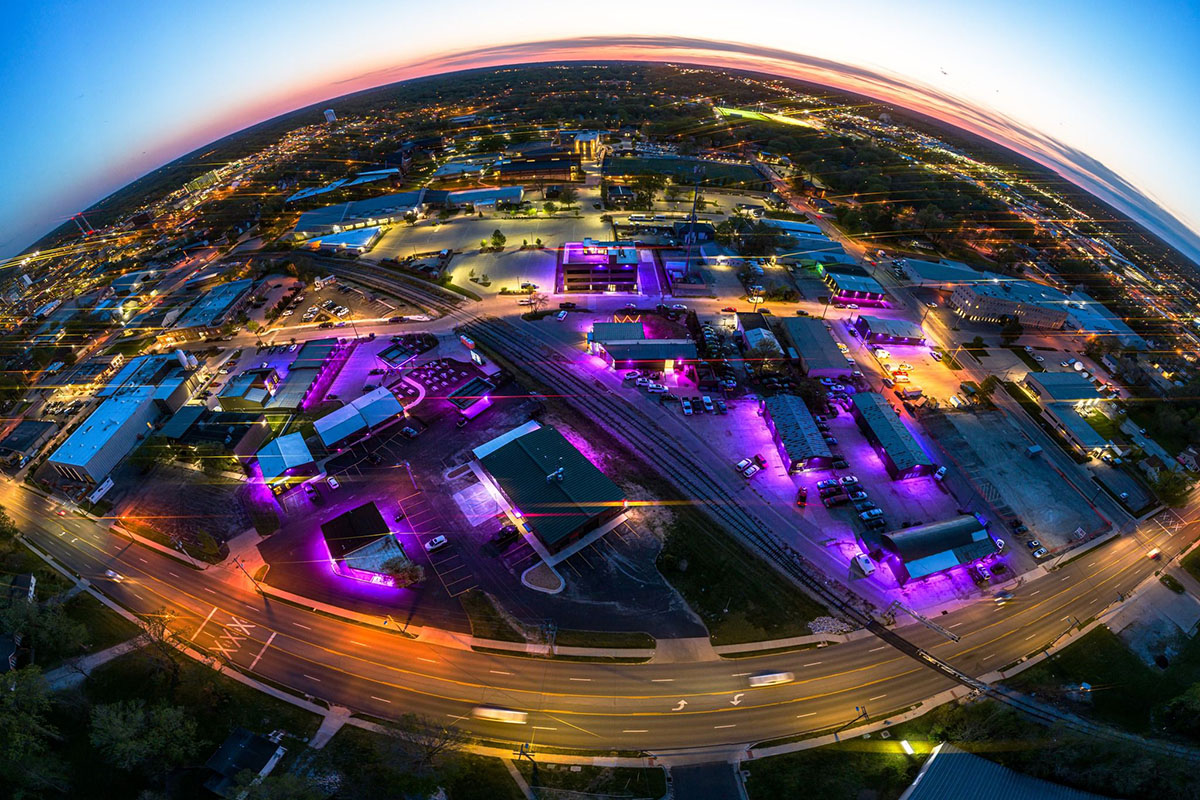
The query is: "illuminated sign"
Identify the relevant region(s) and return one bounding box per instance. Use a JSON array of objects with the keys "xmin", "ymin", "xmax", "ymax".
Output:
[
  {"xmin": 582, "ymin": 246, "xmax": 609, "ymax": 256},
  {"xmin": 459, "ymin": 335, "xmax": 476, "ymax": 350},
  {"xmin": 470, "ymin": 350, "xmax": 484, "ymax": 366}
]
